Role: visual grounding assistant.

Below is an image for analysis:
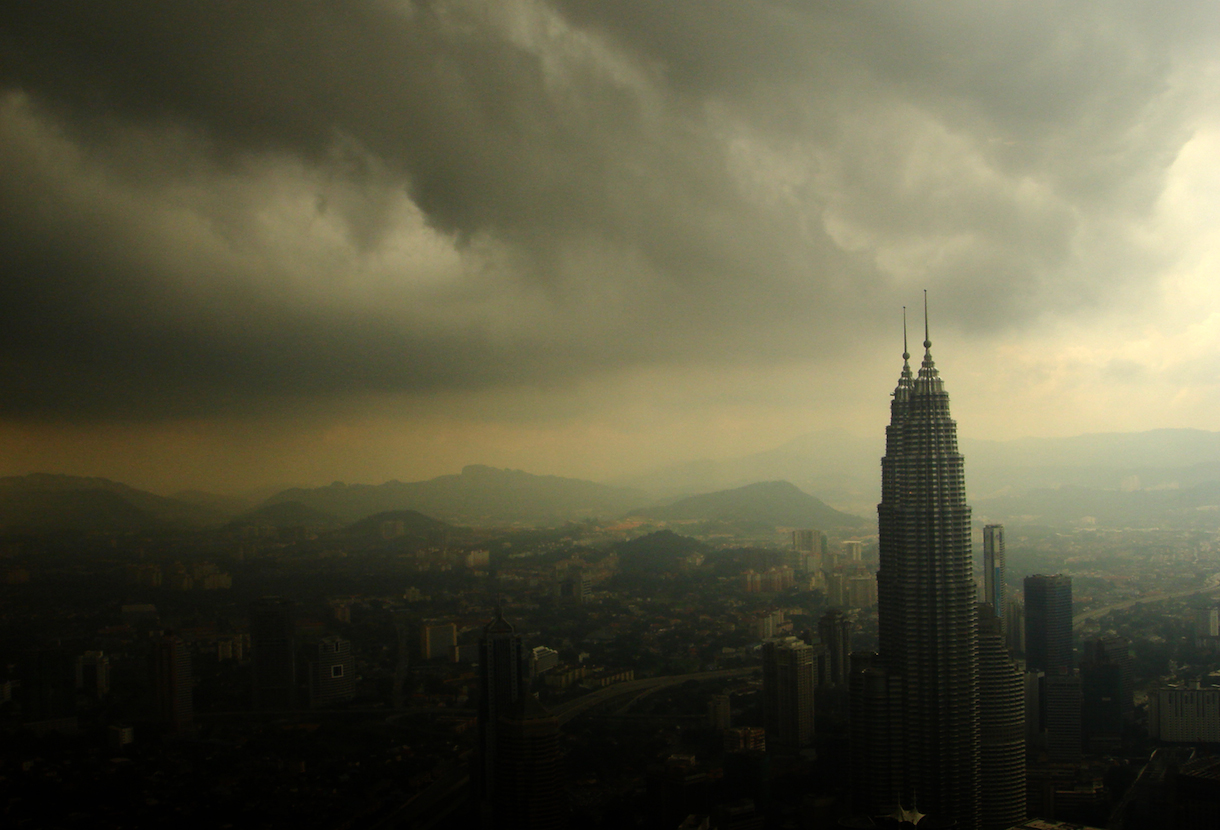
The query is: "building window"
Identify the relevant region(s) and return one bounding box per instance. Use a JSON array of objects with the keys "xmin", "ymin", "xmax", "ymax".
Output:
[{"xmin": 331, "ymin": 665, "xmax": 344, "ymax": 678}]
